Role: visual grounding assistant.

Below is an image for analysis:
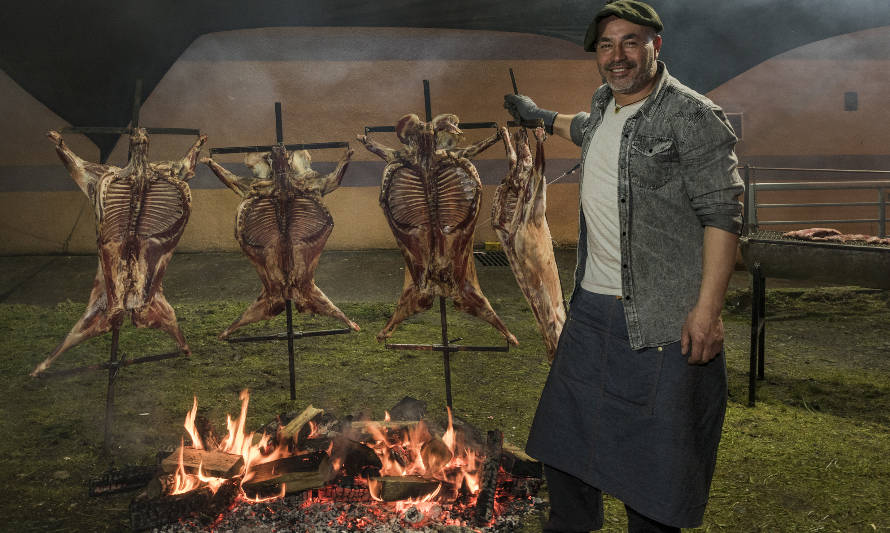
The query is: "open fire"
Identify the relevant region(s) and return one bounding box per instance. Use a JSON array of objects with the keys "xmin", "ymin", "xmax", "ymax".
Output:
[{"xmin": 129, "ymin": 391, "xmax": 543, "ymax": 531}]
